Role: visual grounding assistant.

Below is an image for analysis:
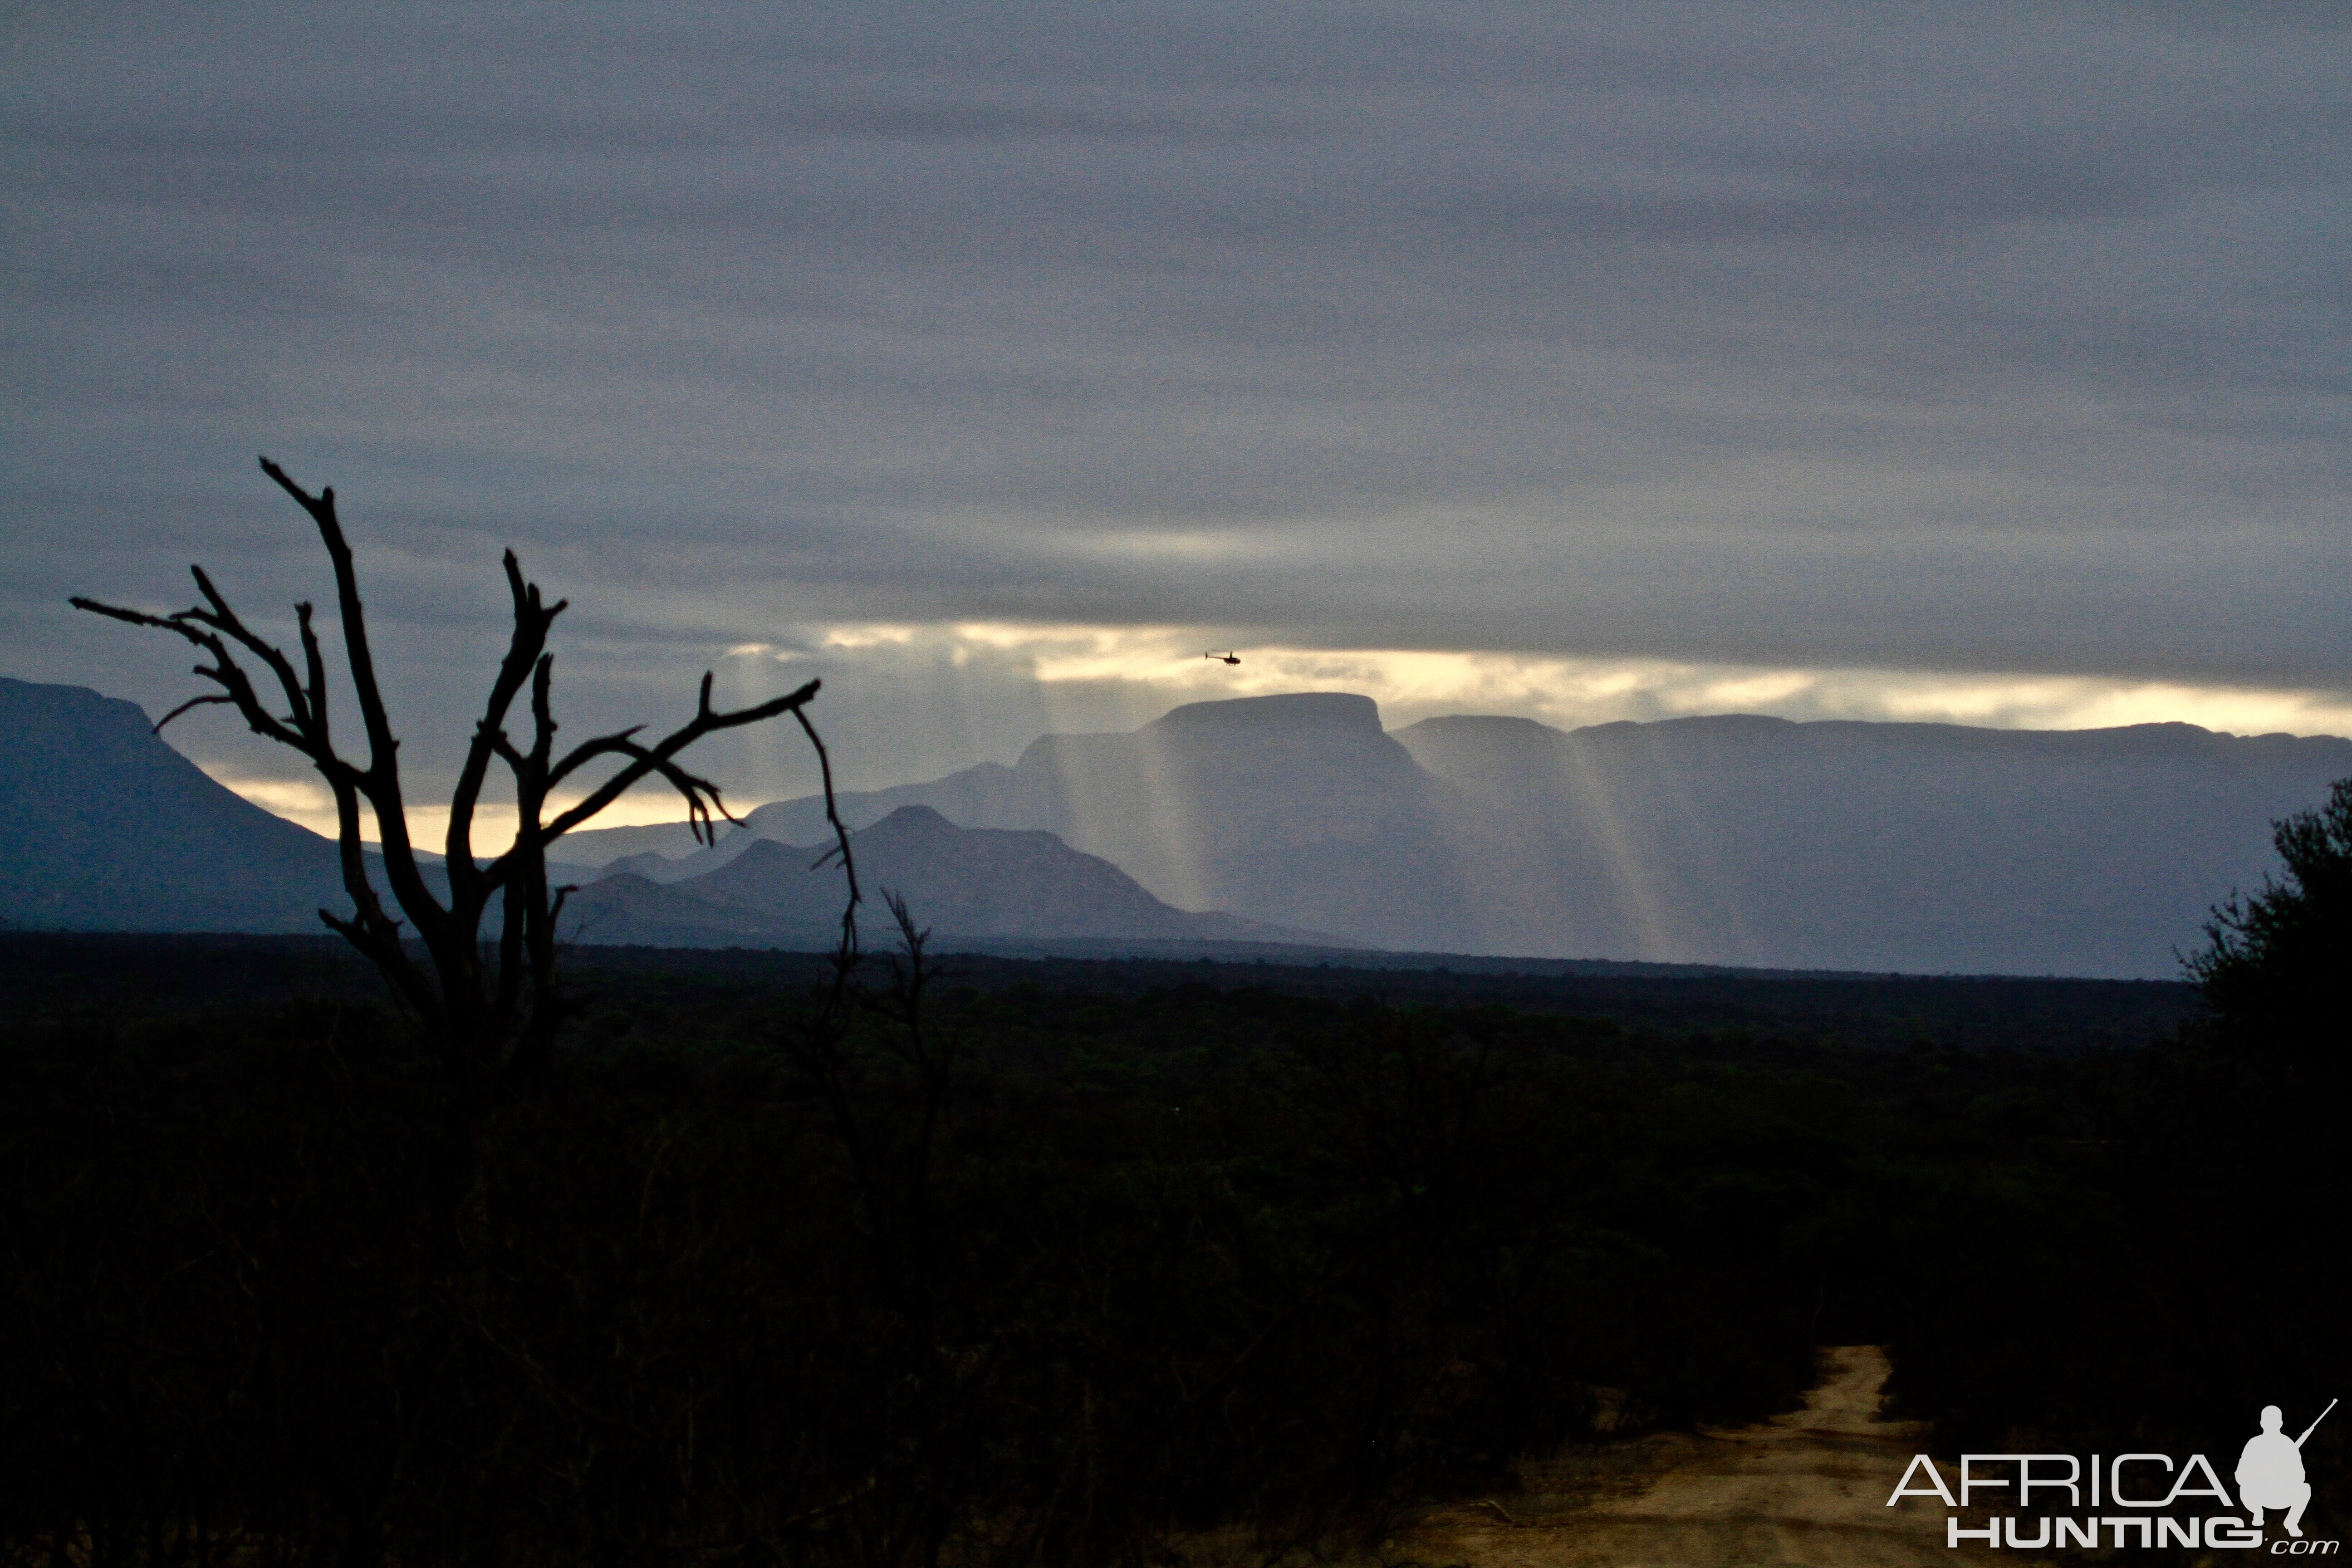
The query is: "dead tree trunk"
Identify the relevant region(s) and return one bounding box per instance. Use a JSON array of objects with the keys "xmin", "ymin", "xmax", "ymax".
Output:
[{"xmin": 74, "ymin": 456, "xmax": 861, "ymax": 1089}]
